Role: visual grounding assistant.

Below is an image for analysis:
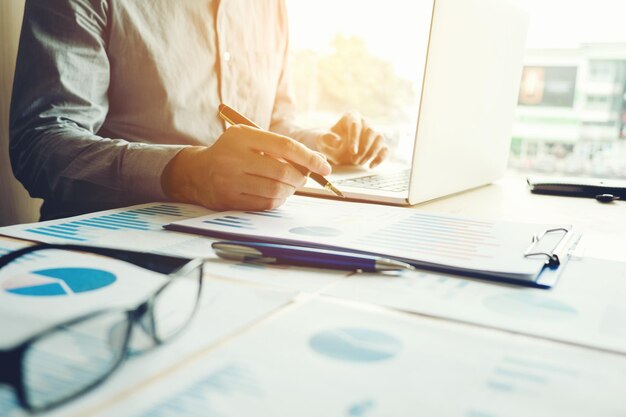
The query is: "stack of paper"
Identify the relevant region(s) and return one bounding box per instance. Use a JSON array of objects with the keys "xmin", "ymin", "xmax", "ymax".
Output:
[
  {"xmin": 91, "ymin": 300, "xmax": 626, "ymax": 417},
  {"xmin": 166, "ymin": 196, "xmax": 578, "ymax": 287}
]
